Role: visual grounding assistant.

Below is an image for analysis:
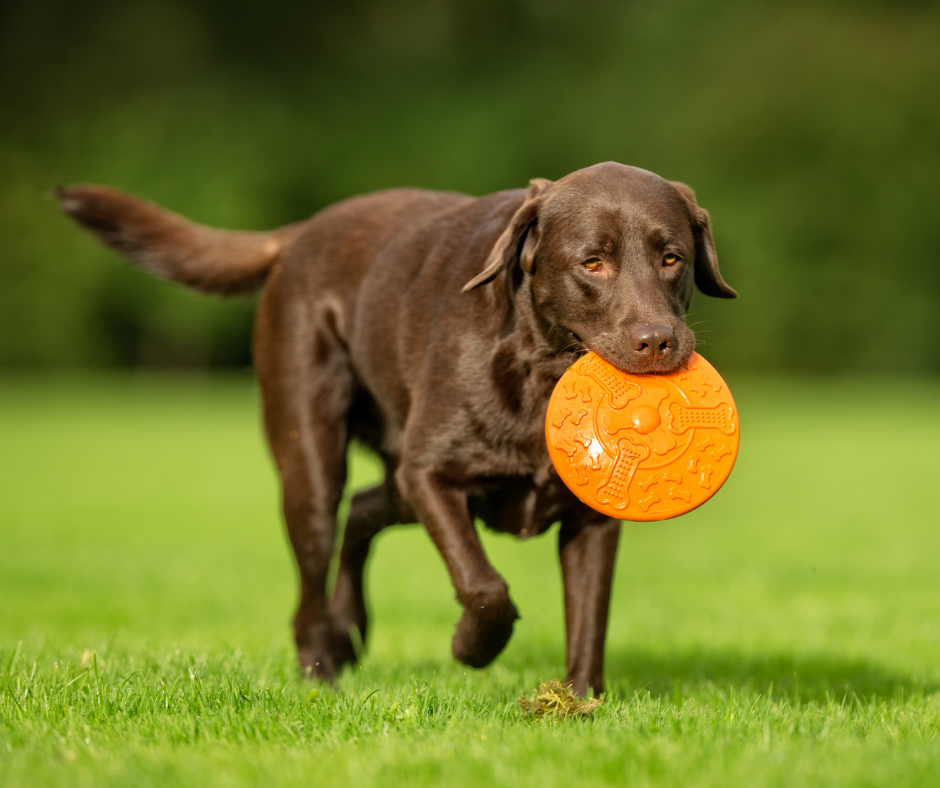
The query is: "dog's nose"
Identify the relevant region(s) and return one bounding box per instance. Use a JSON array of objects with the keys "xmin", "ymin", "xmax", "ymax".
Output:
[{"xmin": 630, "ymin": 325, "xmax": 676, "ymax": 362}]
